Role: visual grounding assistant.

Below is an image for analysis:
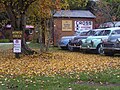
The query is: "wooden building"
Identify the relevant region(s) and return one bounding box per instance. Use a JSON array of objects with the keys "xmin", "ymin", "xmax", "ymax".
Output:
[{"xmin": 53, "ymin": 10, "xmax": 96, "ymax": 46}]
